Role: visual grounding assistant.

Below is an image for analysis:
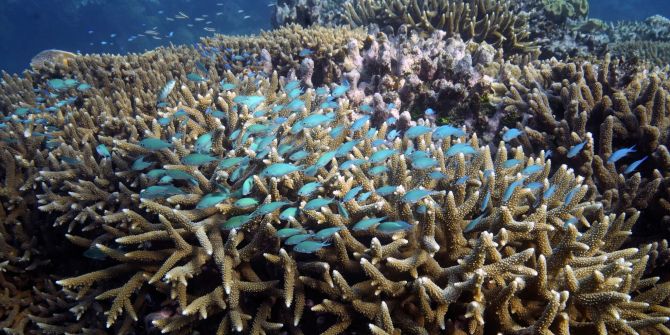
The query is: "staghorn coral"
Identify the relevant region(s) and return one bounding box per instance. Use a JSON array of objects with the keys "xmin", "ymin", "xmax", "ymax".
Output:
[
  {"xmin": 342, "ymin": 0, "xmax": 535, "ymax": 54},
  {"xmin": 608, "ymin": 41, "xmax": 670, "ymax": 67},
  {"xmin": 493, "ymin": 54, "xmax": 670, "ymax": 243},
  {"xmin": 8, "ymin": 46, "xmax": 666, "ymax": 334}
]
